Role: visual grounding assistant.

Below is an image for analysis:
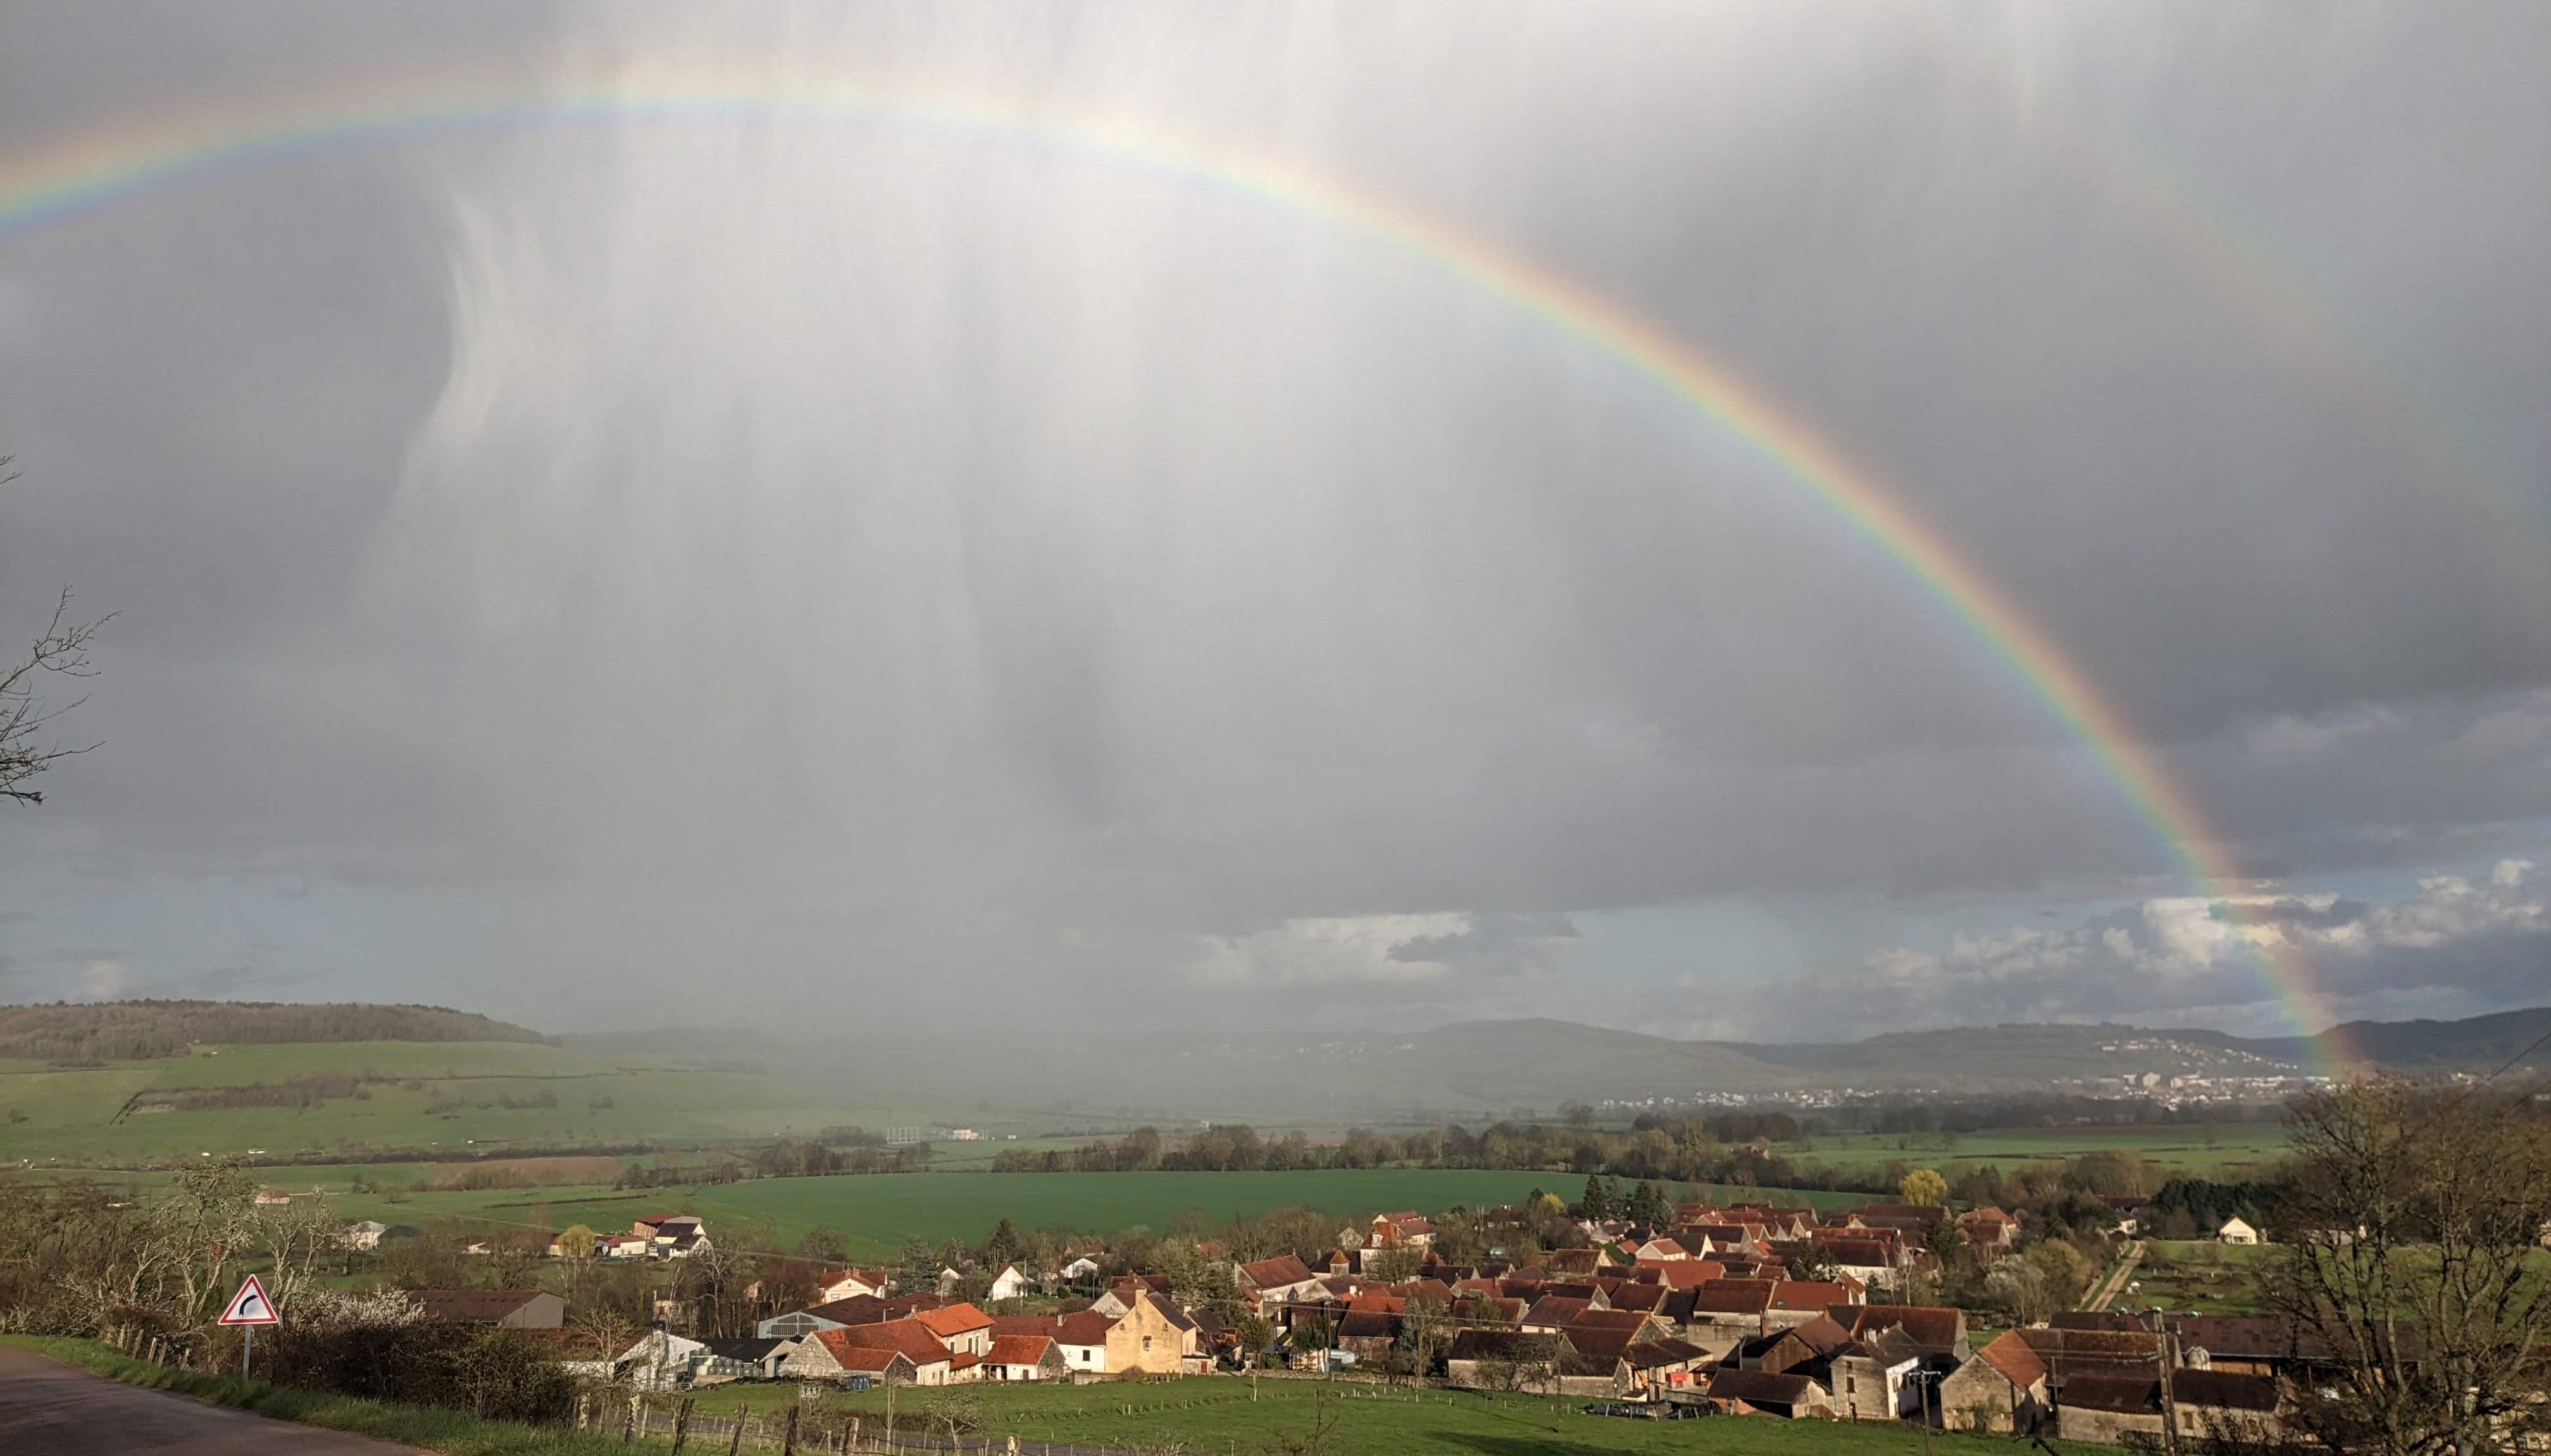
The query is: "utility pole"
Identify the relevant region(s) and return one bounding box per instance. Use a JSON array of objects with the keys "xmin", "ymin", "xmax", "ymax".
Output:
[{"xmin": 2152, "ymin": 1309, "xmax": 2182, "ymax": 1456}]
